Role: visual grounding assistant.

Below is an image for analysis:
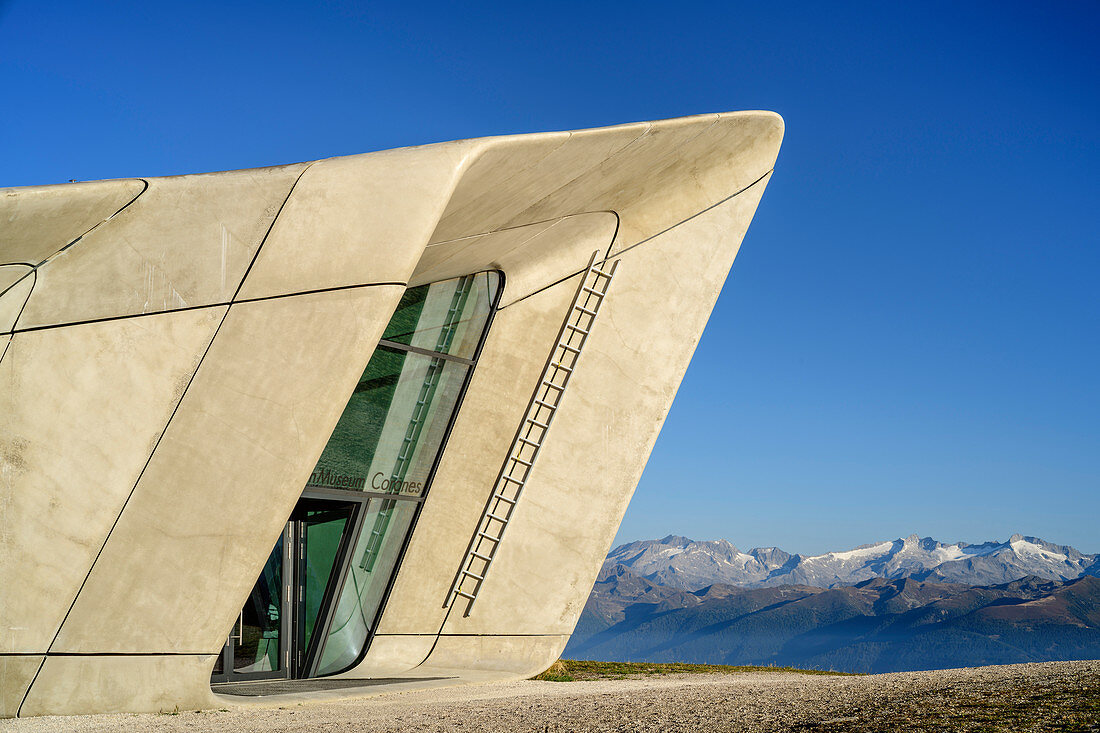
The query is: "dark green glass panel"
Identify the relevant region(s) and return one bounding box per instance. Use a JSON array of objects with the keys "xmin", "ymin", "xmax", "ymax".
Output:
[
  {"xmin": 380, "ymin": 272, "xmax": 499, "ymax": 359},
  {"xmin": 308, "ymin": 347, "xmax": 469, "ymax": 497},
  {"xmin": 380, "ymin": 285, "xmax": 429, "ymax": 346},
  {"xmin": 309, "ymin": 345, "xmax": 407, "ymax": 490},
  {"xmin": 299, "ymin": 507, "xmax": 352, "ymax": 655}
]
